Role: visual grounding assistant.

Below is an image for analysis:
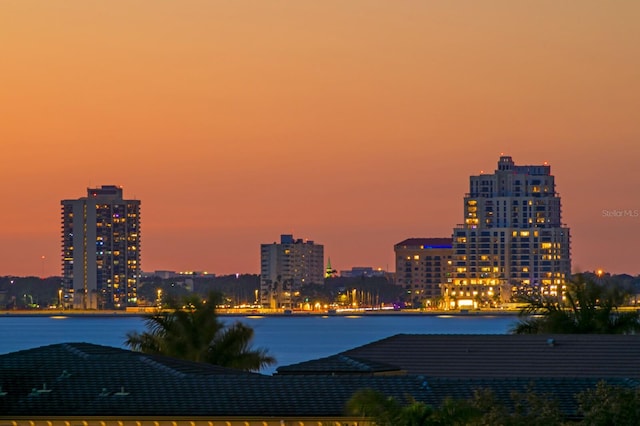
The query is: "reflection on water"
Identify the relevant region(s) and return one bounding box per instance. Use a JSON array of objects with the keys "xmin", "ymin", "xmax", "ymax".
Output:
[{"xmin": 0, "ymin": 314, "xmax": 516, "ymax": 375}]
